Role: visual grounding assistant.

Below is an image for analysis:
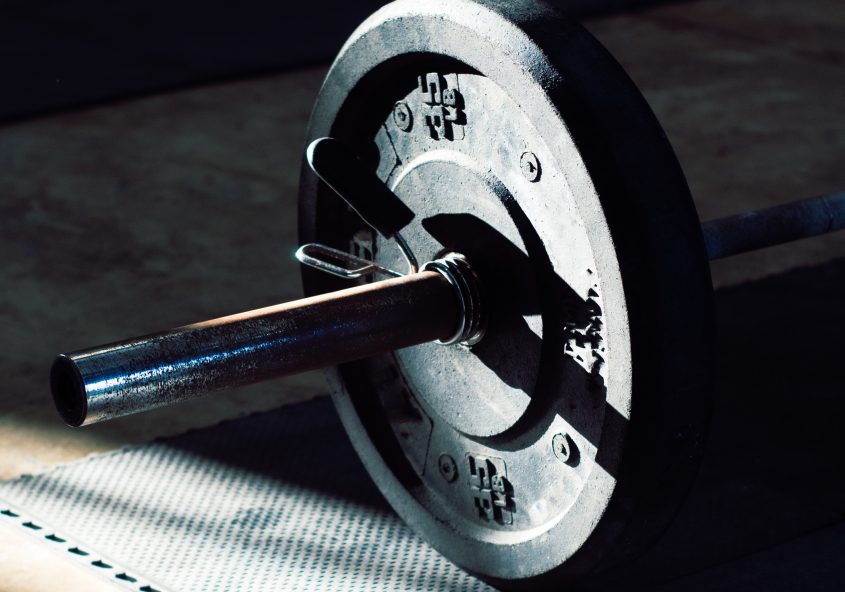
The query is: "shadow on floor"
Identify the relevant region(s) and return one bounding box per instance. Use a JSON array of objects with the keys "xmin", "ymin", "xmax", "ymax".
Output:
[
  {"xmin": 145, "ymin": 256, "xmax": 845, "ymax": 588},
  {"xmin": 638, "ymin": 255, "xmax": 845, "ymax": 589}
]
